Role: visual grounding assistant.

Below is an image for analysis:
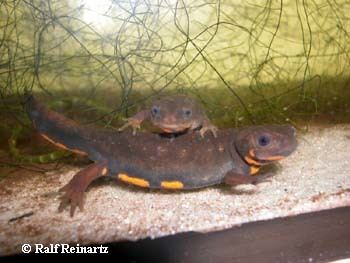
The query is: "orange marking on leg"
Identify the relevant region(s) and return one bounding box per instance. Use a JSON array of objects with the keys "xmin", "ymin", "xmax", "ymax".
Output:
[
  {"xmin": 40, "ymin": 133, "xmax": 87, "ymax": 155},
  {"xmin": 161, "ymin": 181, "xmax": 184, "ymax": 189},
  {"xmin": 118, "ymin": 173, "xmax": 150, "ymax": 188}
]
